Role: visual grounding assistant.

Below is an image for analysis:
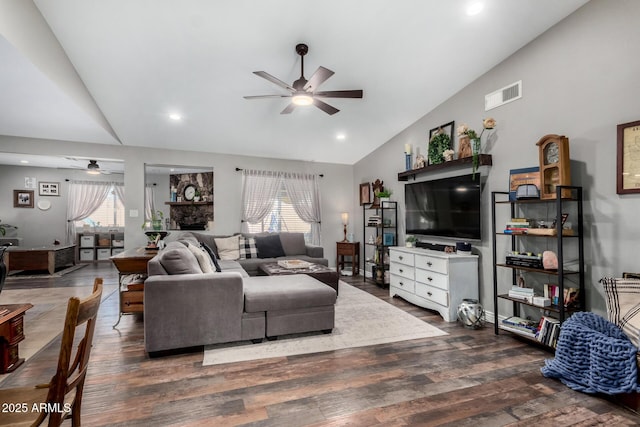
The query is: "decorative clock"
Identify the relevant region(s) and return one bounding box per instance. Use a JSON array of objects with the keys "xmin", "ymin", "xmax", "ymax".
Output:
[
  {"xmin": 183, "ymin": 184, "xmax": 197, "ymax": 202},
  {"xmin": 536, "ymin": 134, "xmax": 571, "ymax": 199}
]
